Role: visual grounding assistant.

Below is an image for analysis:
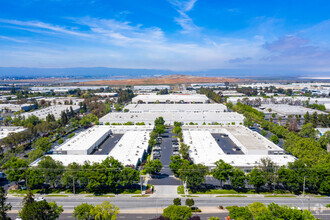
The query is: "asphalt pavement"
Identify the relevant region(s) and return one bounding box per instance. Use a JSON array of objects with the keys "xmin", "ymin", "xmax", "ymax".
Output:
[
  {"xmin": 93, "ymin": 134, "xmax": 123, "ymax": 155},
  {"xmin": 211, "ymin": 133, "xmax": 244, "ymax": 155}
]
